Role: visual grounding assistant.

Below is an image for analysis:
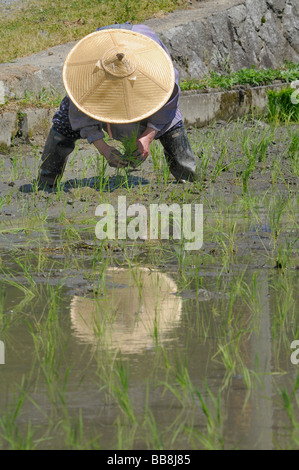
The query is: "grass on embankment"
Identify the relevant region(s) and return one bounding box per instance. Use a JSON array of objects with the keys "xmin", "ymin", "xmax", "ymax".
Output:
[
  {"xmin": 180, "ymin": 62, "xmax": 299, "ymax": 91},
  {"xmin": 1, "ymin": 63, "xmax": 299, "ymax": 115},
  {"xmin": 0, "ymin": 0, "xmax": 189, "ymax": 63}
]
